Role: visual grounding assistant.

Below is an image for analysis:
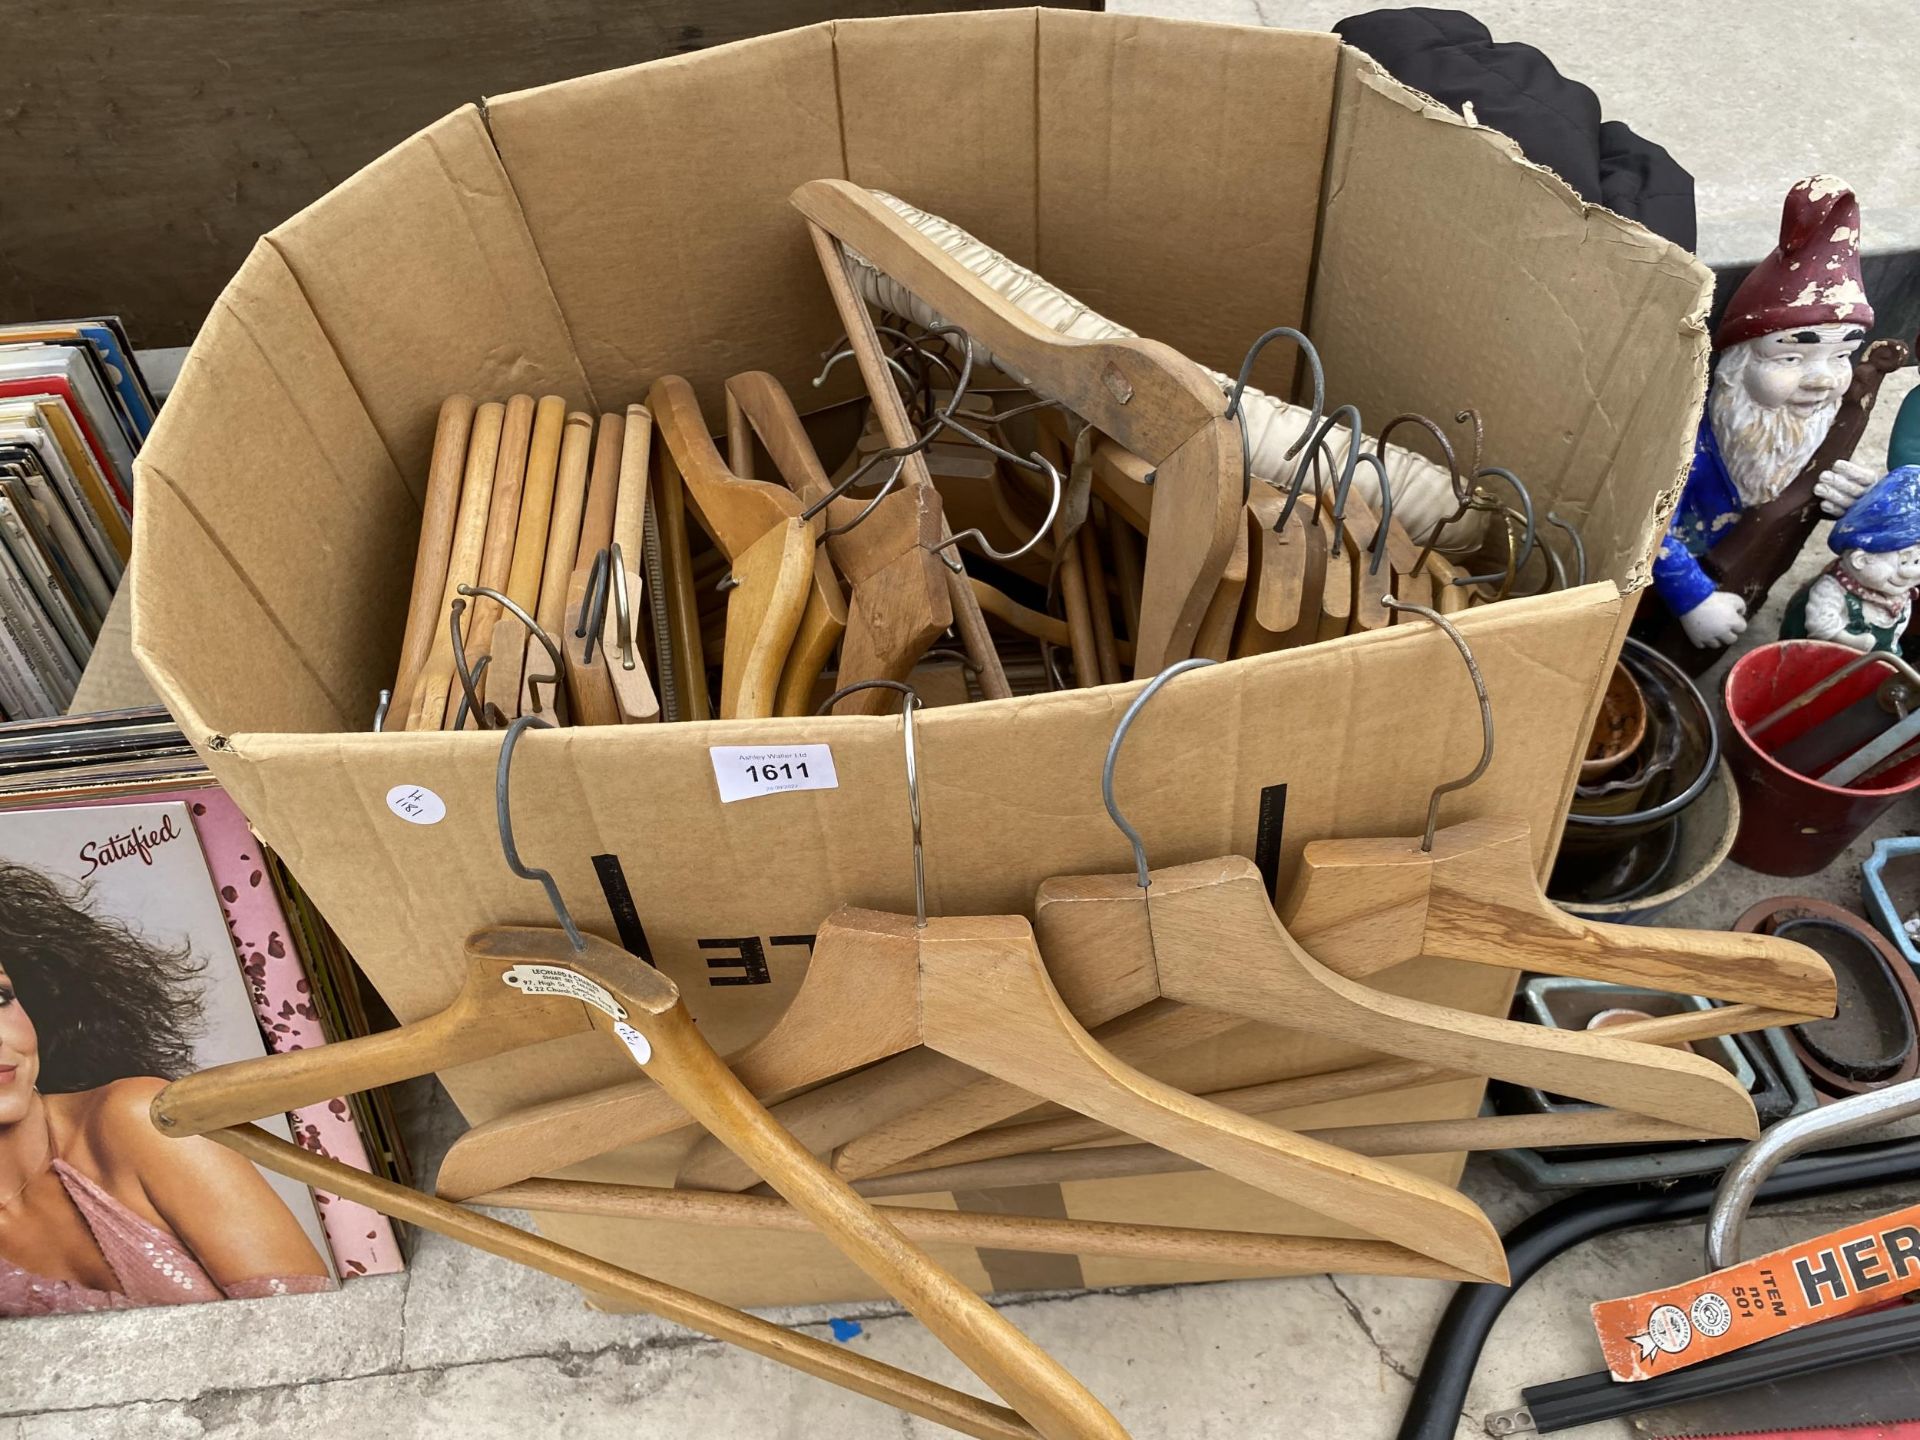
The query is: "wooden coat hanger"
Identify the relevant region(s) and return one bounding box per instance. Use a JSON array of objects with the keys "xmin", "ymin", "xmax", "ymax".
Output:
[
  {"xmin": 157, "ymin": 714, "xmax": 1128, "ymax": 1440},
  {"xmin": 675, "ymin": 681, "xmax": 1505, "ymax": 1279},
  {"xmin": 856, "ymin": 1003, "xmax": 1779, "ymax": 1181},
  {"xmin": 155, "ymin": 924, "xmax": 1121, "ymax": 1440},
  {"xmin": 721, "ymin": 370, "xmax": 850, "ymax": 715},
  {"xmin": 802, "ymin": 653, "xmax": 1761, "ymax": 1185},
  {"xmin": 1275, "ymin": 611, "xmax": 1837, "ymax": 1015},
  {"xmin": 801, "ymin": 225, "xmax": 986, "ymax": 713},
  {"xmin": 435, "ymin": 686, "xmax": 1508, "ymax": 1283},
  {"xmin": 794, "ymin": 179, "xmax": 1241, "ymax": 677},
  {"xmin": 650, "ymin": 375, "xmax": 814, "ymax": 719}
]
